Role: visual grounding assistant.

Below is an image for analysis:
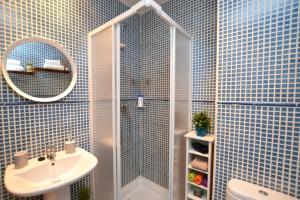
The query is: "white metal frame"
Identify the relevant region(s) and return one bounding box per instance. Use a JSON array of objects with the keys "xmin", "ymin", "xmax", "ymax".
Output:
[
  {"xmin": 114, "ymin": 23, "xmax": 122, "ymax": 200},
  {"xmin": 169, "ymin": 26, "xmax": 176, "ymax": 200},
  {"xmin": 1, "ymin": 37, "xmax": 77, "ymax": 102},
  {"xmin": 88, "ymin": 0, "xmax": 191, "ymax": 39},
  {"xmin": 88, "ymin": 25, "xmax": 119, "ymax": 200},
  {"xmin": 188, "ymin": 39, "xmax": 193, "ymax": 132},
  {"xmin": 88, "ymin": 1, "xmax": 192, "ymax": 199},
  {"xmin": 87, "ymin": 29, "xmax": 95, "ymax": 199},
  {"xmin": 212, "ymin": 0, "xmax": 220, "ymax": 199},
  {"xmin": 172, "ymin": 28, "xmax": 193, "ymax": 200}
]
